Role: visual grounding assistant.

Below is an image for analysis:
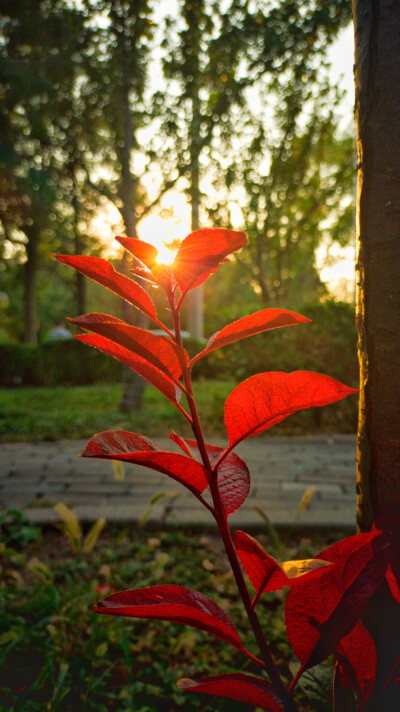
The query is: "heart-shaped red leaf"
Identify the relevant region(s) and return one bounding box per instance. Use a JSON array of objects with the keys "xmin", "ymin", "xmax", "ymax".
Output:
[
  {"xmin": 225, "ymin": 371, "xmax": 358, "ymax": 447},
  {"xmin": 173, "ymin": 228, "xmax": 247, "ymax": 296},
  {"xmin": 81, "ymin": 430, "xmax": 210, "ymax": 496},
  {"xmin": 94, "ymin": 584, "xmax": 247, "ymax": 653},
  {"xmin": 235, "ymin": 531, "xmax": 331, "ymax": 604},
  {"xmin": 71, "ymin": 313, "xmax": 186, "ymax": 380},
  {"xmin": 55, "ymin": 255, "xmax": 160, "ymax": 324},
  {"xmin": 170, "ymin": 434, "xmax": 250, "ymax": 516},
  {"xmin": 190, "ymin": 309, "xmax": 310, "ymax": 366},
  {"xmin": 285, "ymin": 530, "xmax": 389, "ymax": 674},
  {"xmin": 76, "ymin": 333, "xmax": 184, "ymax": 408},
  {"xmin": 116, "ymin": 236, "xmax": 159, "ymax": 272},
  {"xmin": 178, "ymin": 673, "xmax": 284, "ymax": 711},
  {"xmin": 335, "ymin": 621, "xmax": 377, "ymax": 706}
]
